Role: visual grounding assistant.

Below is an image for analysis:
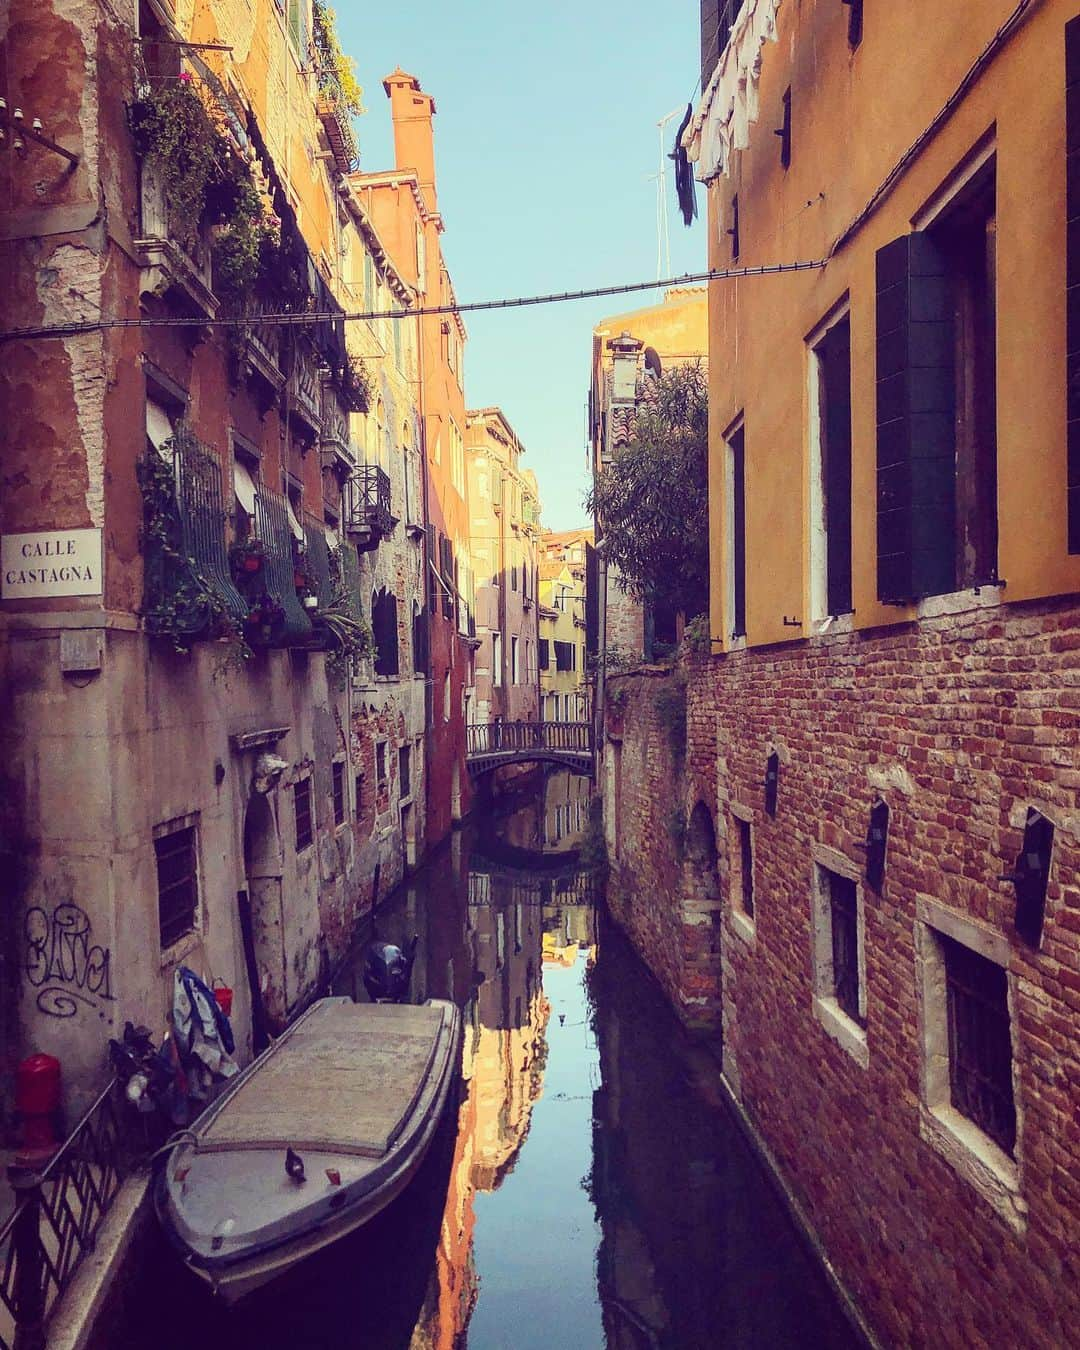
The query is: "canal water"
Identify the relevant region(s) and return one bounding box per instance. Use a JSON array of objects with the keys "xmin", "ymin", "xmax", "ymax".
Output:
[{"xmin": 112, "ymin": 772, "xmax": 859, "ymax": 1349}]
